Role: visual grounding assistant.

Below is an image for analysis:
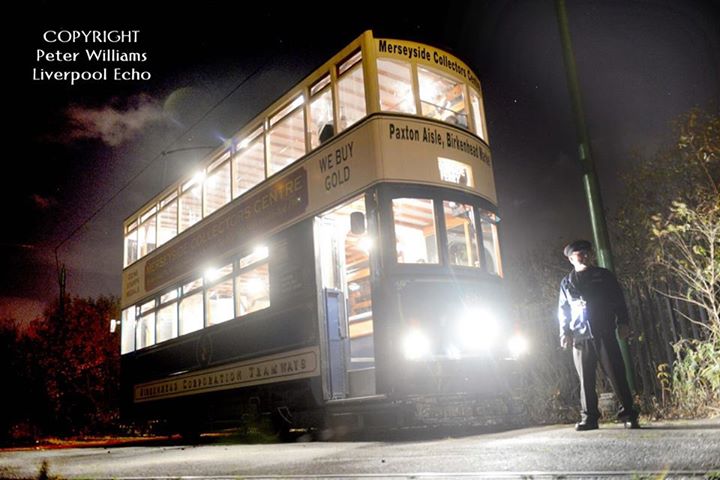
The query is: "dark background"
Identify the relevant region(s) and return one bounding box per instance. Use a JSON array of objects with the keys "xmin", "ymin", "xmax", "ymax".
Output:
[{"xmin": 4, "ymin": 0, "xmax": 719, "ymax": 323}]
